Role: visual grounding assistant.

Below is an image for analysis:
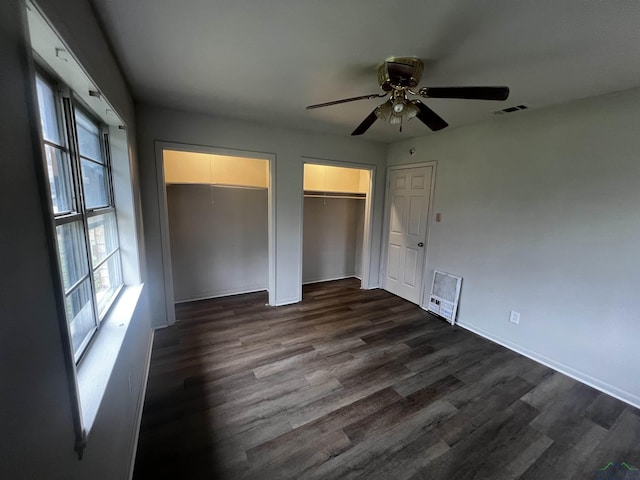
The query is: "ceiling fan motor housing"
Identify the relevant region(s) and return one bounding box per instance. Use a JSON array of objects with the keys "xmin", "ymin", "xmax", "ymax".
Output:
[{"xmin": 378, "ymin": 57, "xmax": 424, "ymax": 91}]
